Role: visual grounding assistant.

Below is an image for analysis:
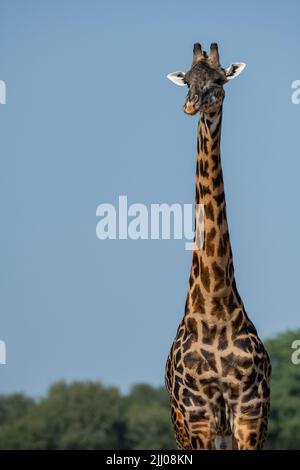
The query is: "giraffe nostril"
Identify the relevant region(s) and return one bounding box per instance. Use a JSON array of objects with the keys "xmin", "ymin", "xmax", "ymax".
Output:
[{"xmin": 193, "ymin": 94, "xmax": 199, "ymax": 104}]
